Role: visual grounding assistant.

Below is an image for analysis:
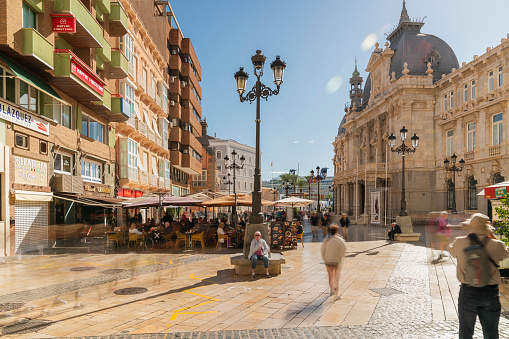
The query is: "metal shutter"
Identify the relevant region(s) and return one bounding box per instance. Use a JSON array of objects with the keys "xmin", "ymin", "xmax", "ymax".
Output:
[{"xmin": 15, "ymin": 201, "xmax": 48, "ymax": 254}]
